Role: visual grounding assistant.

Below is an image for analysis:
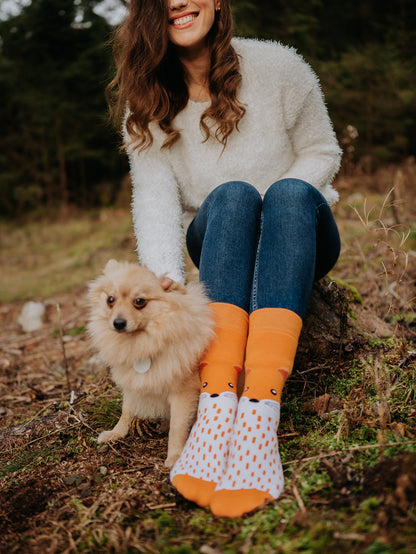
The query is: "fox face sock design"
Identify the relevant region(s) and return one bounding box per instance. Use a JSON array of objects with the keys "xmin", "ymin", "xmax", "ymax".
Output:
[
  {"xmin": 170, "ymin": 303, "xmax": 248, "ymax": 507},
  {"xmin": 210, "ymin": 307, "xmax": 302, "ymax": 517},
  {"xmin": 210, "ymin": 396, "xmax": 283, "ymax": 517},
  {"xmin": 170, "ymin": 390, "xmax": 238, "ymax": 506}
]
